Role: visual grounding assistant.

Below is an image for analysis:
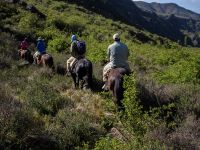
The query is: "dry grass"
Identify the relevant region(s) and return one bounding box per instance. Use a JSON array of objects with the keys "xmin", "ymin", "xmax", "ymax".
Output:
[{"xmin": 61, "ymin": 89, "xmax": 105, "ymax": 121}]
